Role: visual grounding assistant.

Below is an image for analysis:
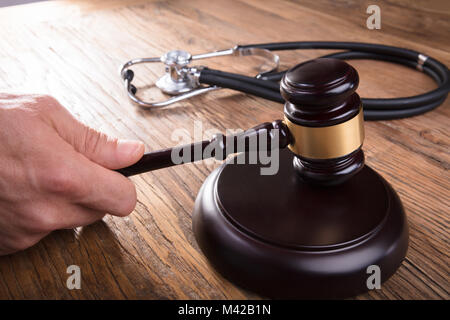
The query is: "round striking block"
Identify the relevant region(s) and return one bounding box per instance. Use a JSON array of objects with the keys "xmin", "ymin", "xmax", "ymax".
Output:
[{"xmin": 193, "ymin": 149, "xmax": 408, "ymax": 299}]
